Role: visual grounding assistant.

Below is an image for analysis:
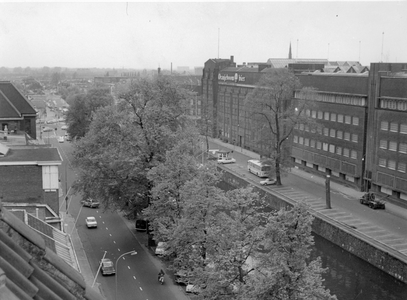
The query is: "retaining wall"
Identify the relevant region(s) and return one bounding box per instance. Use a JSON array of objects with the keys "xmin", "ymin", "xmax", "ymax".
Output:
[{"xmin": 220, "ymin": 168, "xmax": 407, "ymax": 284}]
